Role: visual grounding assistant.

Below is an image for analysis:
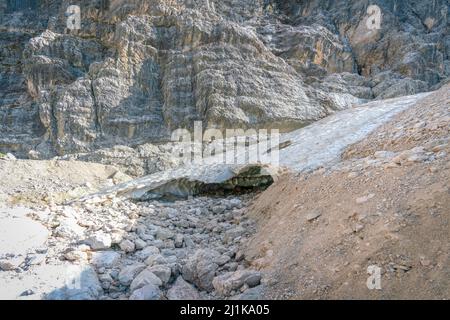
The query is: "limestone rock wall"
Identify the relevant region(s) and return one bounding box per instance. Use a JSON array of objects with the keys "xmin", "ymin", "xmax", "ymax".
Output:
[{"xmin": 0, "ymin": 0, "xmax": 448, "ymax": 163}]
